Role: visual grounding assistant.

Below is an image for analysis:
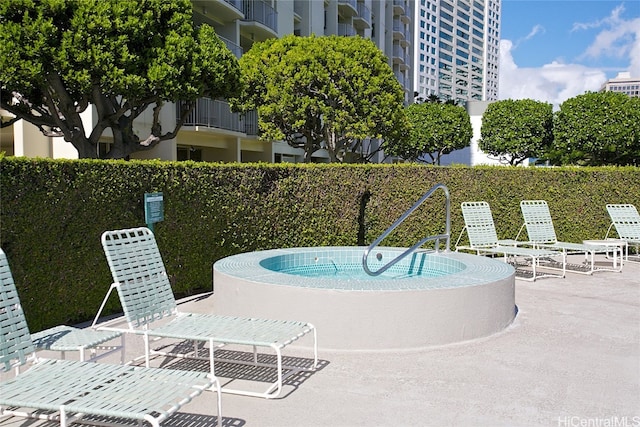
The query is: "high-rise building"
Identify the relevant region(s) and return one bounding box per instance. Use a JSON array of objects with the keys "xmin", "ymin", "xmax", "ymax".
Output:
[{"xmin": 413, "ymin": 0, "xmax": 500, "ymax": 105}]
